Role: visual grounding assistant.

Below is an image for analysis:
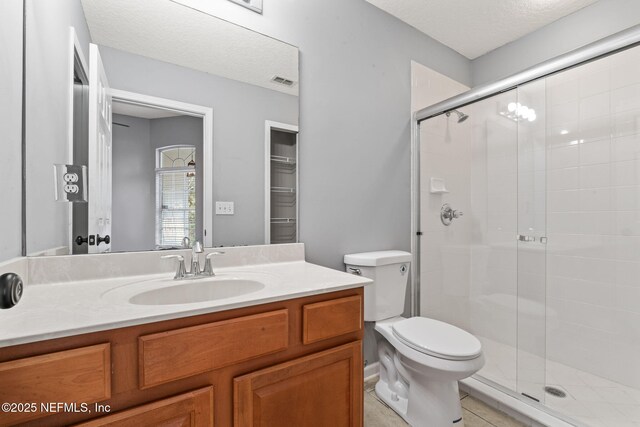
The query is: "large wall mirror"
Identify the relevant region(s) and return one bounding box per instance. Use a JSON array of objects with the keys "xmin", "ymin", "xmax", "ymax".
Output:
[{"xmin": 24, "ymin": 0, "xmax": 299, "ymax": 256}]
